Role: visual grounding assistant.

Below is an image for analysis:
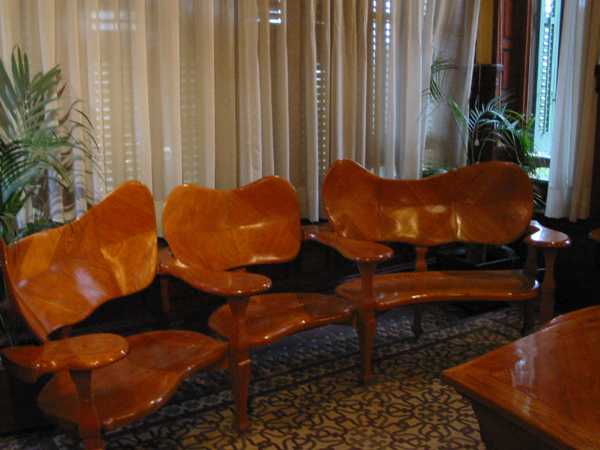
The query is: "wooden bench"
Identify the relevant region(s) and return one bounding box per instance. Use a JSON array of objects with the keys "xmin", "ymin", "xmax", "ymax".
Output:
[
  {"xmin": 305, "ymin": 159, "xmax": 571, "ymax": 383},
  {"xmin": 0, "ymin": 182, "xmax": 228, "ymax": 450},
  {"xmin": 158, "ymin": 175, "xmax": 356, "ymax": 431}
]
